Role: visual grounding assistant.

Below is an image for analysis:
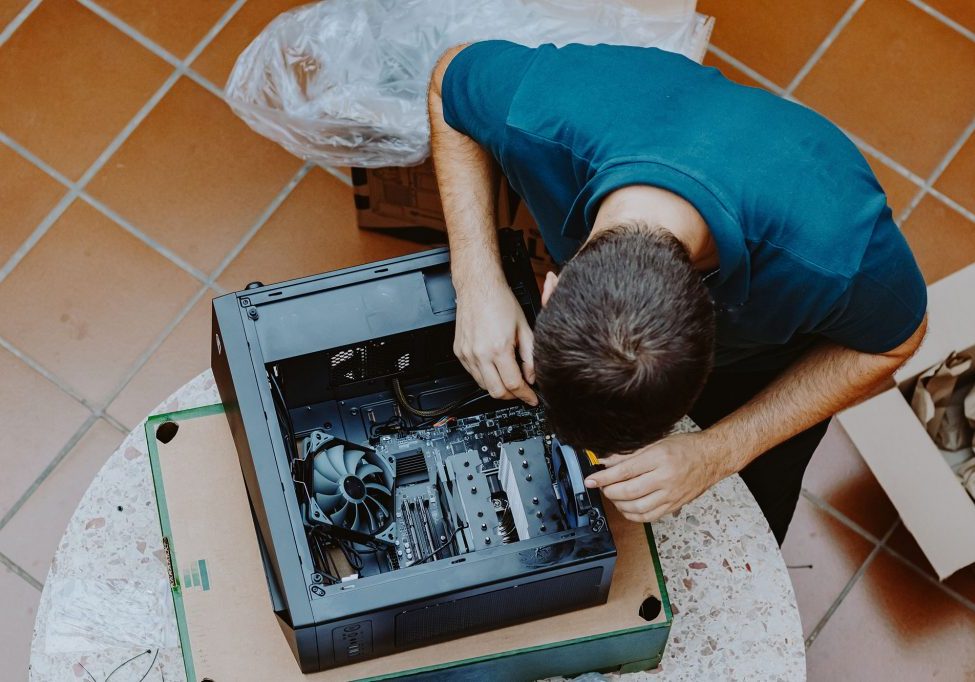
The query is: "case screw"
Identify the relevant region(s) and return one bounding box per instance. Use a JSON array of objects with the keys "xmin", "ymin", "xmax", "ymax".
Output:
[
  {"xmin": 311, "ymin": 573, "xmax": 324, "ymax": 584},
  {"xmin": 246, "ymin": 306, "xmax": 259, "ymax": 320},
  {"xmin": 349, "ymin": 407, "xmax": 359, "ymax": 416}
]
